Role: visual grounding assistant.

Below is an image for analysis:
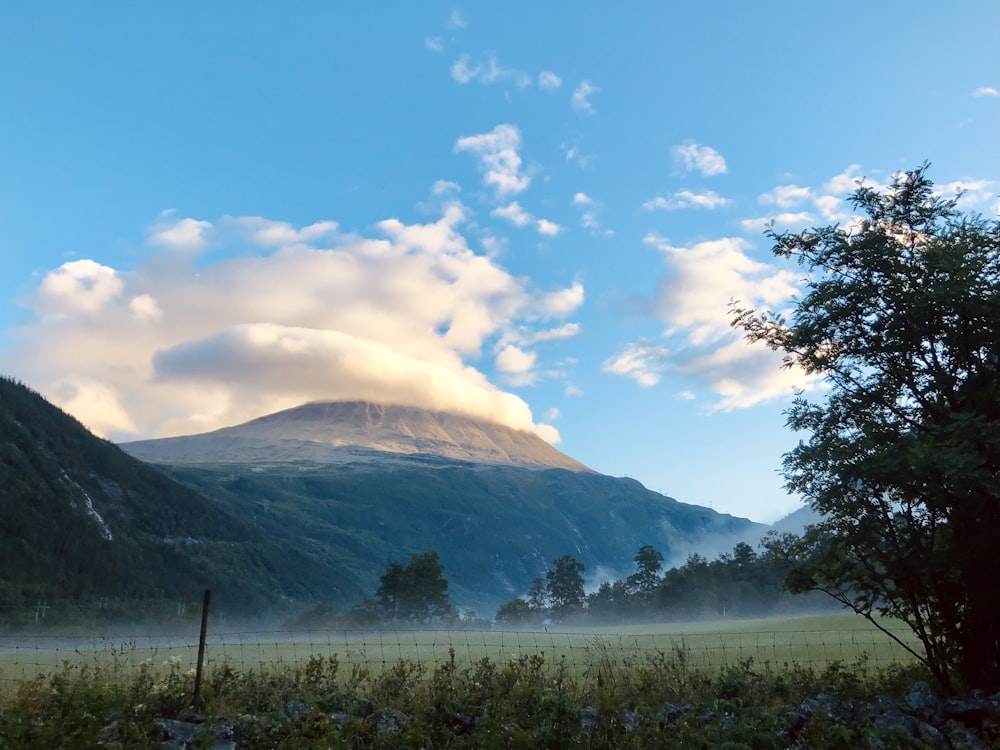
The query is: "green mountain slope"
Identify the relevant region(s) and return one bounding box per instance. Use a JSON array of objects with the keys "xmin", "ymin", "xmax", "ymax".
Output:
[
  {"xmin": 159, "ymin": 460, "xmax": 765, "ymax": 615},
  {"xmin": 0, "ymin": 377, "xmax": 338, "ymax": 621}
]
